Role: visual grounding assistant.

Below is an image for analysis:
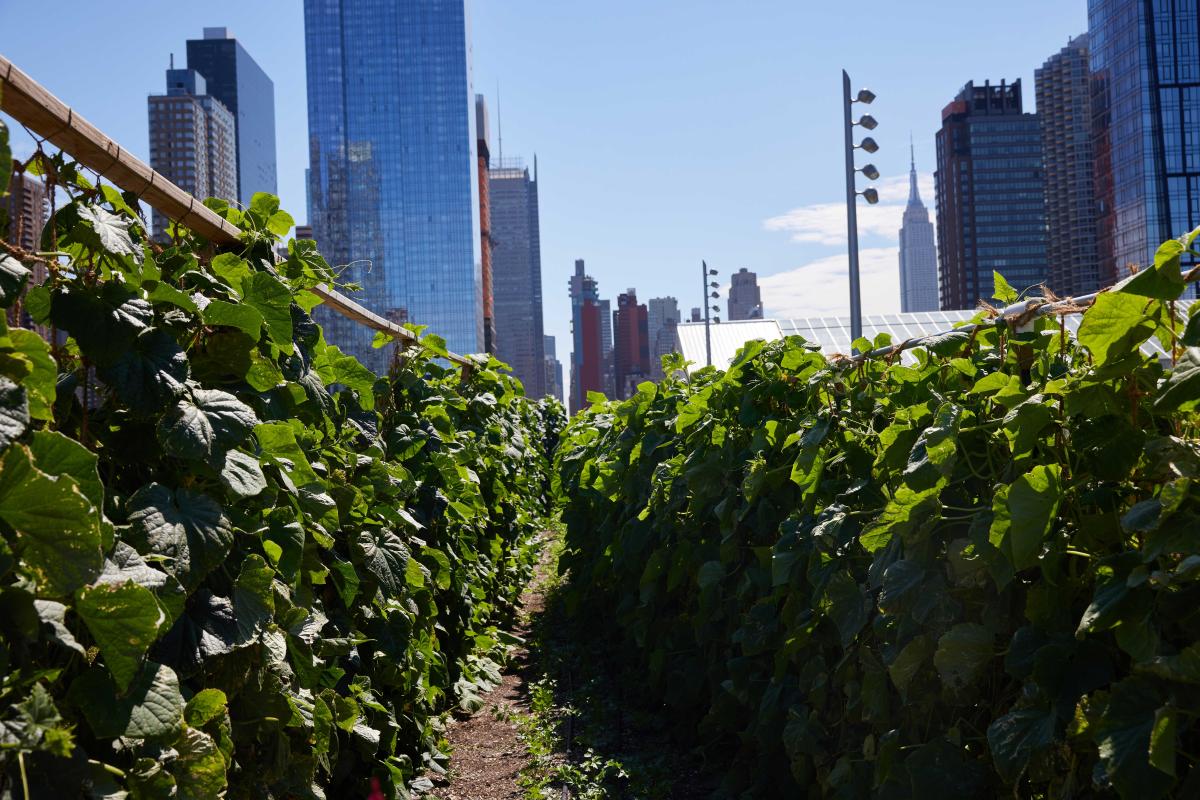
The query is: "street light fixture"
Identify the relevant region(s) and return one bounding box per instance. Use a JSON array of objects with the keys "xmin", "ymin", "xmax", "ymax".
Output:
[
  {"xmin": 701, "ymin": 261, "xmax": 719, "ymax": 367},
  {"xmin": 842, "ymin": 69, "xmax": 880, "ymax": 345}
]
